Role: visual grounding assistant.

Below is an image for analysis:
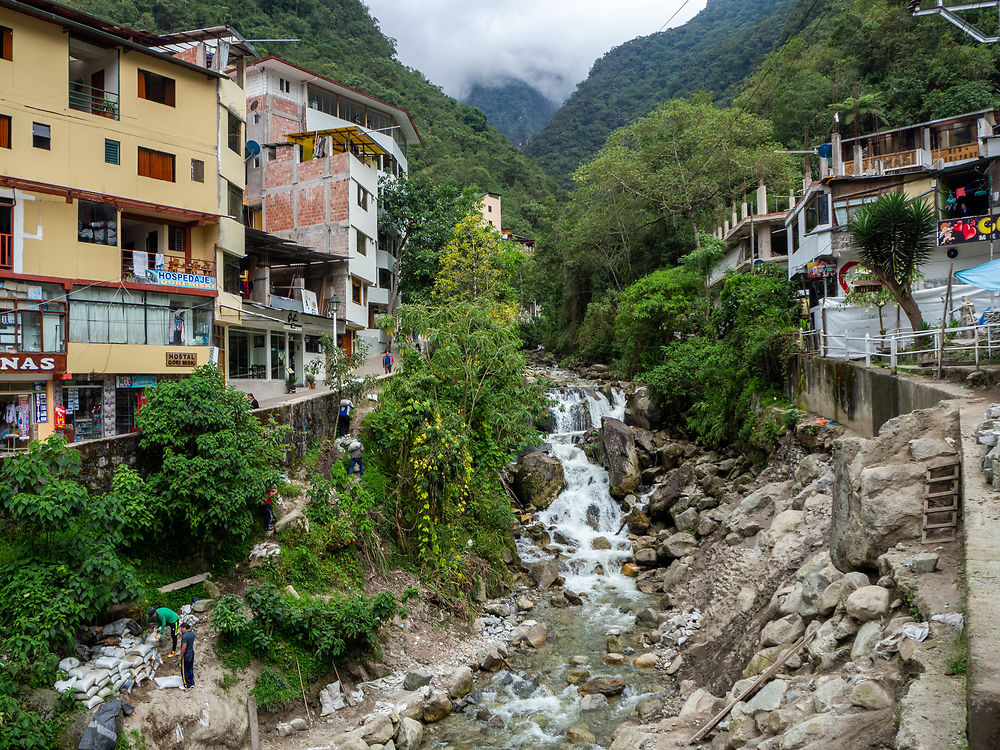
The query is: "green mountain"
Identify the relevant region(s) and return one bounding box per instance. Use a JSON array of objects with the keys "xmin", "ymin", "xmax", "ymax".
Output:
[
  {"xmin": 63, "ymin": 0, "xmax": 561, "ymax": 234},
  {"xmin": 525, "ymin": 0, "xmax": 800, "ymax": 188},
  {"xmin": 463, "ymin": 80, "xmax": 558, "ymax": 148}
]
